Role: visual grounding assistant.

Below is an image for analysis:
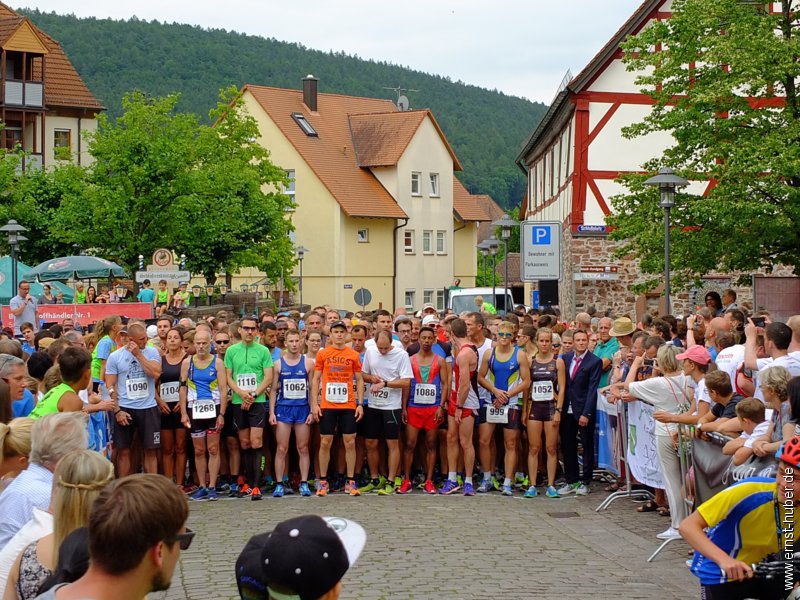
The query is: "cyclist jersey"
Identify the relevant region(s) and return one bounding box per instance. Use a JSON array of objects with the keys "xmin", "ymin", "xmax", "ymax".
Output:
[
  {"xmin": 487, "ymin": 347, "xmax": 522, "ymax": 407},
  {"xmin": 690, "ymin": 477, "xmax": 780, "ymax": 585},
  {"xmin": 159, "ymin": 354, "xmax": 185, "ymax": 405},
  {"xmin": 316, "ymin": 345, "xmax": 361, "ymax": 410},
  {"xmin": 224, "ymin": 342, "xmax": 273, "ymax": 404},
  {"xmin": 451, "ymin": 344, "xmax": 480, "ymax": 410},
  {"xmin": 29, "ymin": 383, "xmax": 72, "ymax": 419},
  {"xmin": 156, "ymin": 289, "xmax": 169, "ymax": 303},
  {"xmin": 530, "ymin": 357, "xmax": 558, "ymax": 402},
  {"xmin": 186, "ymin": 356, "xmax": 220, "ymax": 406},
  {"xmin": 277, "ymin": 356, "xmax": 309, "ymax": 407},
  {"xmin": 91, "ymin": 336, "xmax": 116, "ymax": 381},
  {"xmin": 409, "ymin": 354, "xmax": 441, "ymax": 408}
]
